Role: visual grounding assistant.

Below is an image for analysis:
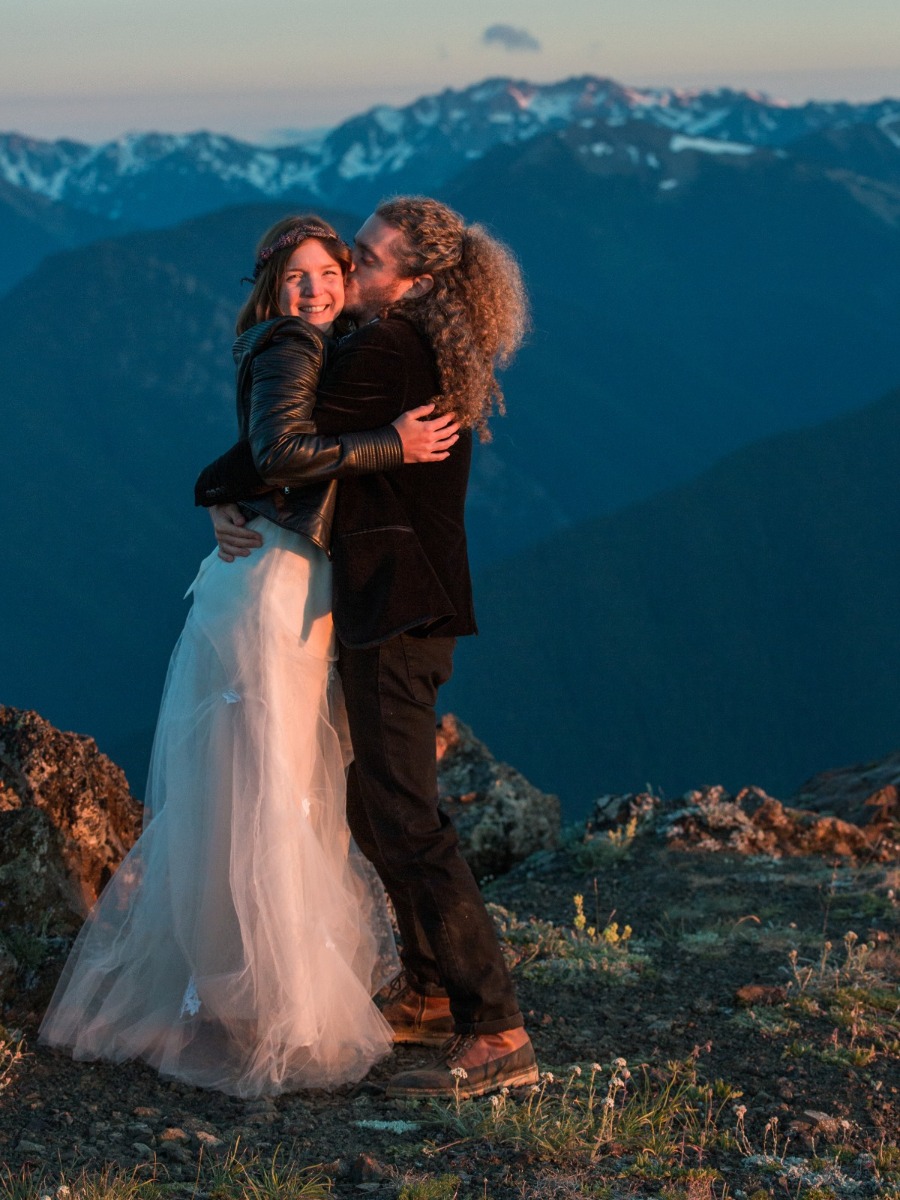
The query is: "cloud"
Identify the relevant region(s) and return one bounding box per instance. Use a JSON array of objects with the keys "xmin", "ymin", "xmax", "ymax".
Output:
[{"xmin": 482, "ymin": 24, "xmax": 541, "ymax": 53}]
